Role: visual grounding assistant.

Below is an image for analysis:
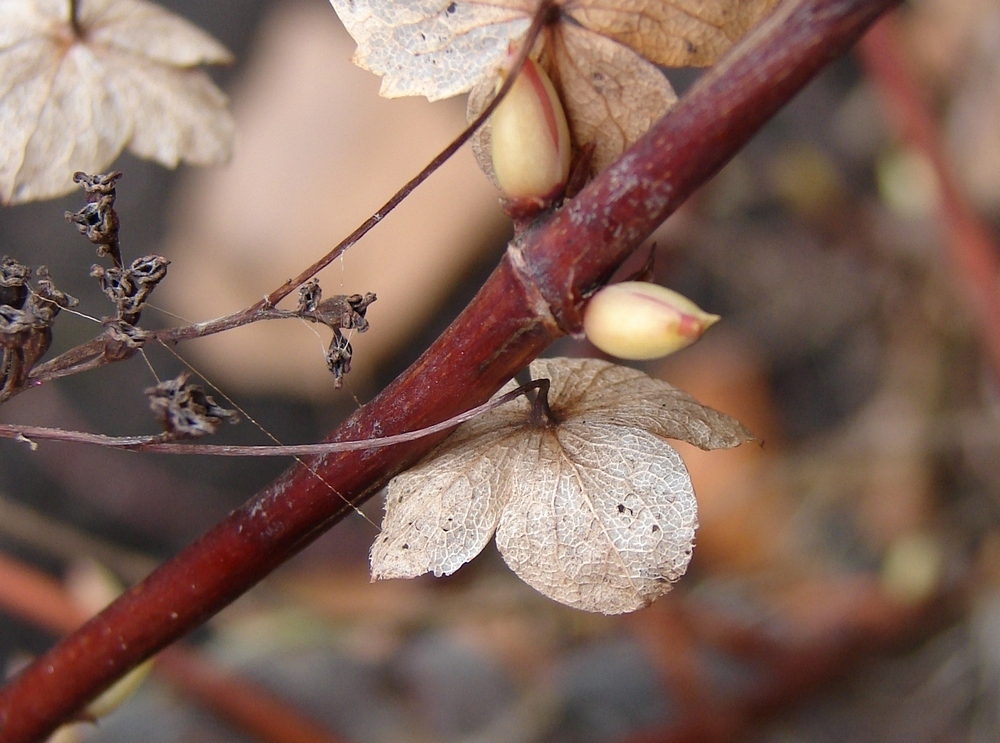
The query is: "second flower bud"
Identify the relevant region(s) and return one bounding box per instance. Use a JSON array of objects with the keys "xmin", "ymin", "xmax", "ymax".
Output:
[{"xmin": 583, "ymin": 282, "xmax": 720, "ymax": 360}]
